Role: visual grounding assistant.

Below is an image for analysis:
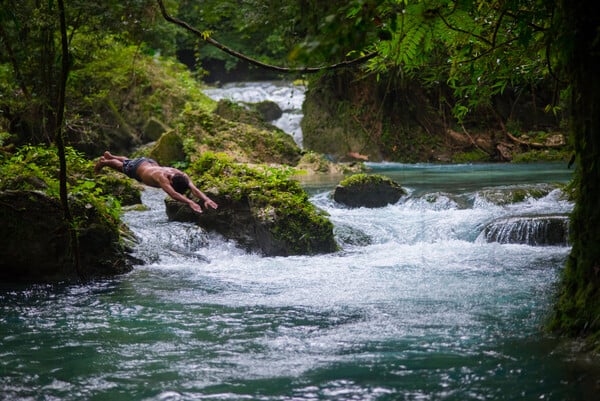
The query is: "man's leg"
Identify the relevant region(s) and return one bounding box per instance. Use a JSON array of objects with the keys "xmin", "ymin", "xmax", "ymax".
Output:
[
  {"xmin": 95, "ymin": 156, "xmax": 125, "ymax": 174},
  {"xmin": 103, "ymin": 151, "xmax": 128, "ymax": 162}
]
